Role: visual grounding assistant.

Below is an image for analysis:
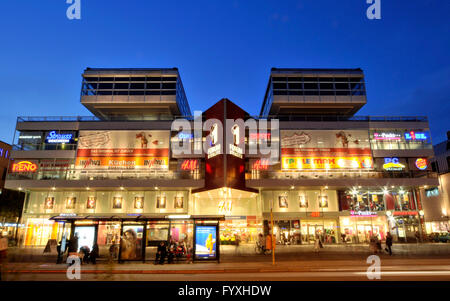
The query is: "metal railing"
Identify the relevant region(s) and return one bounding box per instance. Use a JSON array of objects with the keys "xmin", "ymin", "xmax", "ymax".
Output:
[
  {"xmin": 246, "ymin": 170, "xmax": 438, "ymax": 180},
  {"xmin": 7, "ymin": 169, "xmax": 203, "ymax": 181},
  {"xmin": 17, "ymin": 115, "xmax": 428, "ymax": 123}
]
